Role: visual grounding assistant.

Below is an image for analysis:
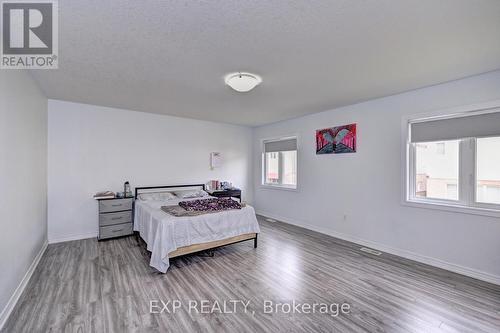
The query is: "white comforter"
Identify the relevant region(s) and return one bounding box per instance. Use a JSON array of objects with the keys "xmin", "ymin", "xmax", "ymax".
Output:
[{"xmin": 134, "ymin": 197, "xmax": 260, "ymax": 272}]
